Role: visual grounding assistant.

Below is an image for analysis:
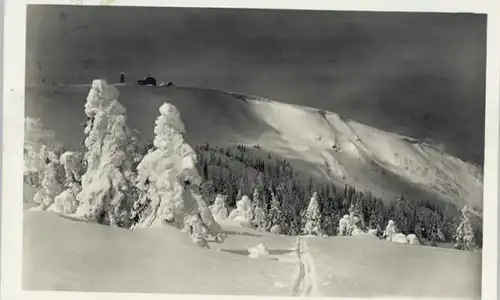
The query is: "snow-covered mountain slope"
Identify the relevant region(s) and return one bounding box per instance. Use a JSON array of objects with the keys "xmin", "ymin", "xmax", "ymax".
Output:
[
  {"xmin": 23, "ymin": 210, "xmax": 481, "ymax": 297},
  {"xmin": 25, "ymin": 85, "xmax": 483, "ymax": 209}
]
